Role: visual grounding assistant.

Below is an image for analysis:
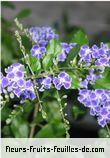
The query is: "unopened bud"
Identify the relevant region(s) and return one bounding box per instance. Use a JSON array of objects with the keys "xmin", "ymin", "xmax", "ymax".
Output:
[
  {"xmin": 62, "ymin": 95, "xmax": 67, "ymax": 99},
  {"xmin": 10, "ymin": 93, "xmax": 14, "ymax": 99}
]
